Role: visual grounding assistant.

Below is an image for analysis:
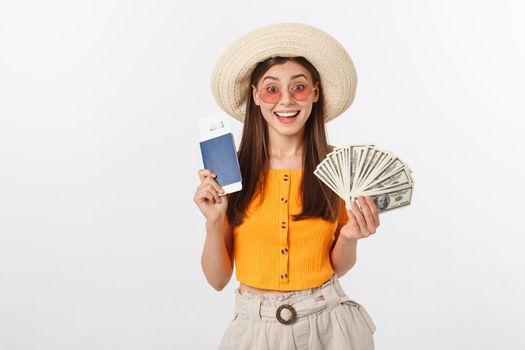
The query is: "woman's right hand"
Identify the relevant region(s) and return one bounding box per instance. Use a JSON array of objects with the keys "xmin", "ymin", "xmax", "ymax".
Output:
[{"xmin": 193, "ymin": 169, "xmax": 229, "ymax": 223}]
